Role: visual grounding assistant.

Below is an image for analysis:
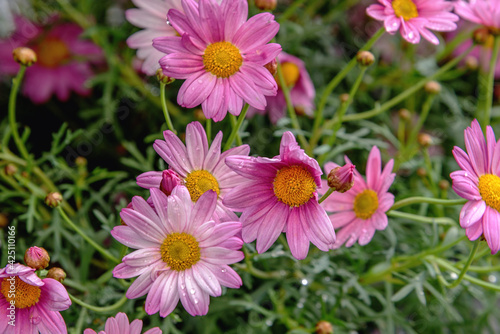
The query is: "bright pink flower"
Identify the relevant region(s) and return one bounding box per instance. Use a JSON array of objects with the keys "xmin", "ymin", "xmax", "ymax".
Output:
[
  {"xmin": 112, "ymin": 187, "xmax": 244, "ymax": 317},
  {"xmin": 153, "ymin": 0, "xmax": 281, "ymax": 121},
  {"xmin": 0, "ymin": 263, "xmax": 71, "ymax": 333},
  {"xmin": 455, "ymin": 0, "xmax": 500, "ymax": 30},
  {"xmin": 450, "ymin": 119, "xmax": 500, "ymax": 254},
  {"xmin": 247, "ymin": 52, "xmax": 315, "ymax": 124},
  {"xmin": 0, "ymin": 17, "xmax": 102, "ymax": 103},
  {"xmin": 84, "ymin": 312, "xmax": 161, "ymax": 334},
  {"xmin": 223, "ymin": 131, "xmax": 336, "ymax": 260},
  {"xmin": 136, "ymin": 121, "xmax": 249, "ymax": 221},
  {"xmin": 320, "ymin": 146, "xmax": 395, "ymax": 248},
  {"xmin": 366, "ymin": 0, "xmax": 459, "ymax": 44}
]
